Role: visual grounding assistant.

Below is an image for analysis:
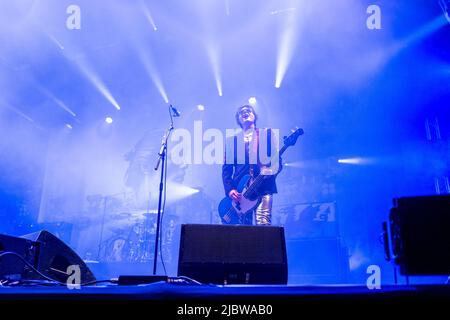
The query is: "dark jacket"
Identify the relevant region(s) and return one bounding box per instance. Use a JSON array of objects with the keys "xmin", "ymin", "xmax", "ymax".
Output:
[{"xmin": 222, "ymin": 128, "xmax": 282, "ymax": 197}]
